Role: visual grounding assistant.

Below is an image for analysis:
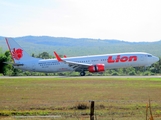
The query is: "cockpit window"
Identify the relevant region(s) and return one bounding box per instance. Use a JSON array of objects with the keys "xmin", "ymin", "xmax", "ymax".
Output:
[{"xmin": 148, "ymin": 55, "xmax": 152, "ymax": 57}]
